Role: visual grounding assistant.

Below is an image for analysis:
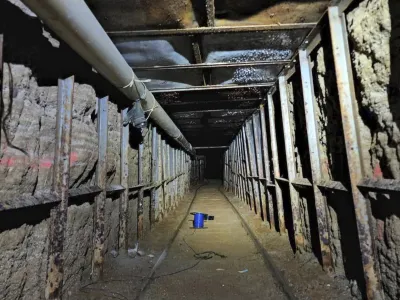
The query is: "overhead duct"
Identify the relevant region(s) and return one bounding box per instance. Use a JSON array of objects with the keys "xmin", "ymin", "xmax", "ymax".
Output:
[{"xmin": 20, "ymin": 0, "xmax": 194, "ymax": 155}]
